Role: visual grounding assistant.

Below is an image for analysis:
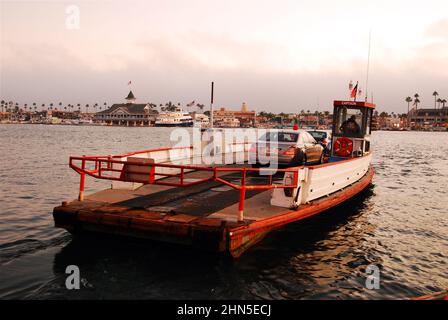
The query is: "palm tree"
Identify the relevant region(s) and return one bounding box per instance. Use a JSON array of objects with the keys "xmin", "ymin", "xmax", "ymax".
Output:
[
  {"xmin": 1, "ymin": 100, "xmax": 4, "ymax": 113},
  {"xmin": 442, "ymin": 99, "xmax": 447, "ymax": 108},
  {"xmin": 414, "ymin": 98, "xmax": 420, "ymax": 113},
  {"xmin": 405, "ymin": 96, "xmax": 412, "ymax": 114},
  {"xmin": 432, "ymin": 91, "xmax": 439, "ymax": 109},
  {"xmin": 164, "ymin": 101, "xmax": 176, "ymax": 112},
  {"xmin": 414, "ymin": 93, "xmax": 420, "ymax": 110}
]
